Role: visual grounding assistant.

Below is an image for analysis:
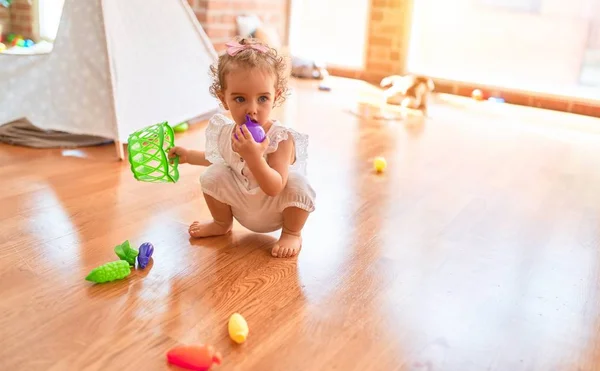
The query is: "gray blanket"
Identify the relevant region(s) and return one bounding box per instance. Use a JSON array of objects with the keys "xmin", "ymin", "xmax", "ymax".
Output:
[{"xmin": 0, "ymin": 119, "xmax": 111, "ymax": 148}]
